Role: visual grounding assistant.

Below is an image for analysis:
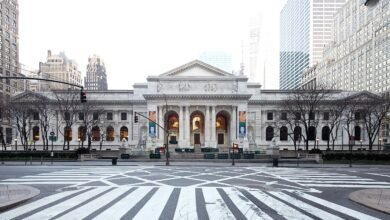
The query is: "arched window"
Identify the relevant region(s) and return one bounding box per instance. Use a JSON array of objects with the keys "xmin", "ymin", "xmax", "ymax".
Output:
[
  {"xmin": 308, "ymin": 126, "xmax": 316, "ymax": 141},
  {"xmin": 92, "ymin": 126, "xmax": 100, "ymax": 141},
  {"xmin": 354, "ymin": 126, "xmax": 361, "ymax": 141},
  {"xmin": 78, "ymin": 126, "xmax": 86, "ymax": 141},
  {"xmin": 294, "ymin": 126, "xmax": 302, "ymax": 141},
  {"xmin": 64, "ymin": 126, "xmax": 72, "ymax": 141},
  {"xmin": 120, "ymin": 126, "xmax": 128, "ymax": 141},
  {"xmin": 167, "ymin": 114, "xmax": 179, "ymax": 131},
  {"xmin": 266, "ymin": 126, "xmax": 274, "ymax": 141},
  {"xmin": 322, "ymin": 126, "xmax": 330, "ymax": 141},
  {"xmin": 280, "ymin": 126, "xmax": 288, "ymax": 141},
  {"xmin": 216, "ymin": 114, "xmax": 227, "ymax": 131},
  {"xmin": 106, "ymin": 126, "xmax": 114, "ymax": 141},
  {"xmin": 32, "ymin": 126, "xmax": 39, "ymax": 141}
]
